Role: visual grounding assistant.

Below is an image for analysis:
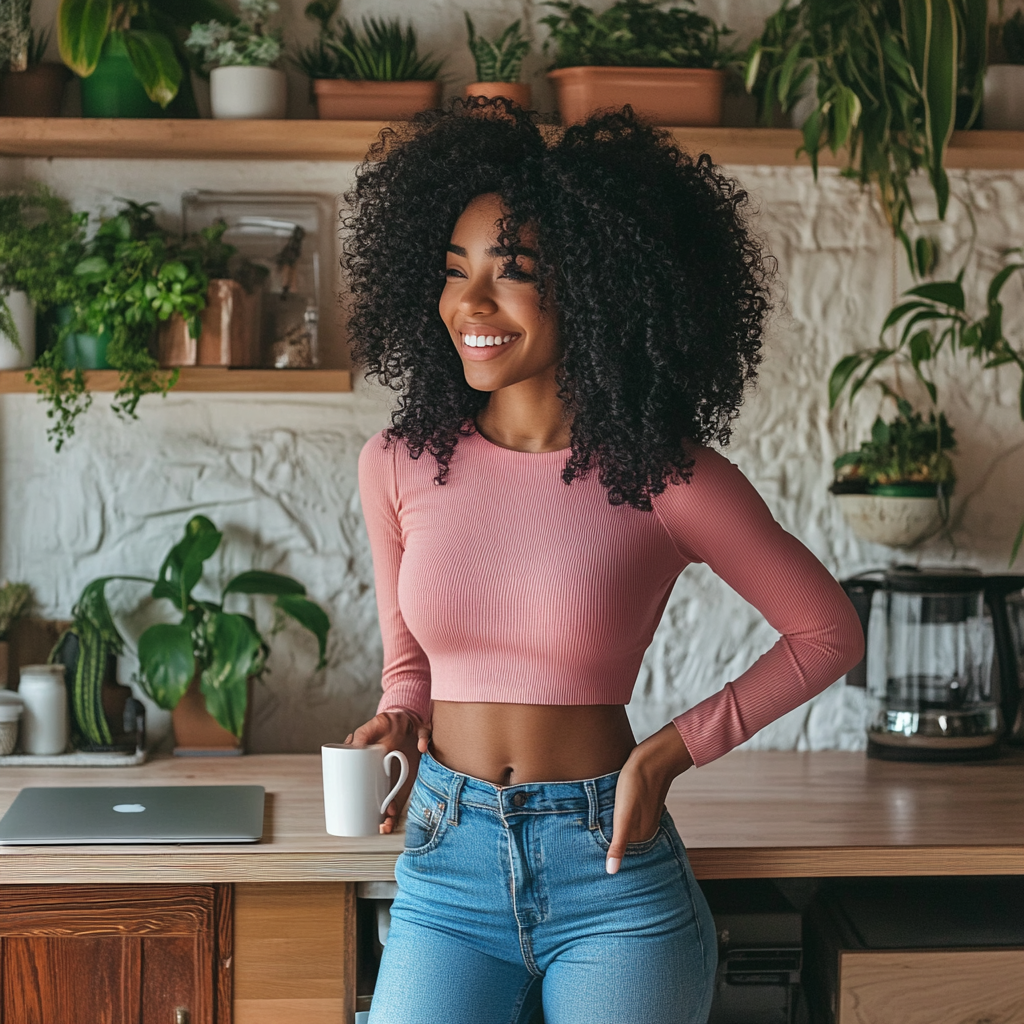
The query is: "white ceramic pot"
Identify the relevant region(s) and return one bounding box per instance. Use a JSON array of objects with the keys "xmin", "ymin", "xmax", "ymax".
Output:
[
  {"xmin": 984, "ymin": 65, "xmax": 1024, "ymax": 130},
  {"xmin": 210, "ymin": 66, "xmax": 287, "ymax": 119},
  {"xmin": 835, "ymin": 493, "xmax": 945, "ymax": 548},
  {"xmin": 0, "ymin": 290, "xmax": 36, "ymax": 370}
]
